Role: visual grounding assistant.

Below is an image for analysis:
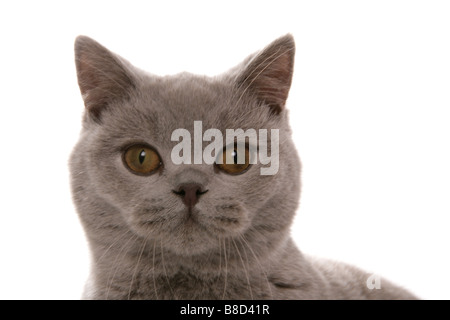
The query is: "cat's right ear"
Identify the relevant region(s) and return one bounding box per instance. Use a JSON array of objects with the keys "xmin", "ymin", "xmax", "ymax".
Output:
[
  {"xmin": 234, "ymin": 34, "xmax": 295, "ymax": 115},
  {"xmin": 74, "ymin": 36, "xmax": 136, "ymax": 122}
]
